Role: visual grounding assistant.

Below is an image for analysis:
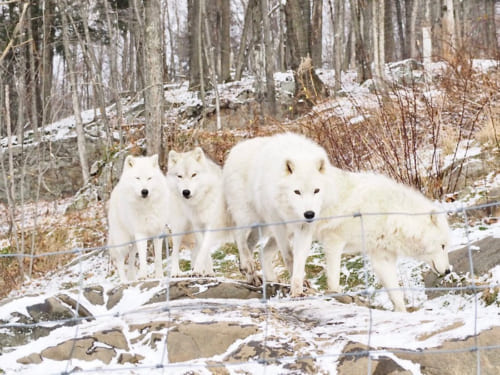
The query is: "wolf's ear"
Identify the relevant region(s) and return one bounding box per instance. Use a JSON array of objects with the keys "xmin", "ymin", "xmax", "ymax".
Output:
[
  {"xmin": 285, "ymin": 159, "xmax": 294, "ymax": 175},
  {"xmin": 168, "ymin": 150, "xmax": 178, "ymax": 166},
  {"xmin": 151, "ymin": 154, "xmax": 159, "ymax": 167},
  {"xmin": 318, "ymin": 158, "xmax": 326, "ymax": 174},
  {"xmin": 125, "ymin": 155, "xmax": 135, "ymax": 168},
  {"xmin": 193, "ymin": 147, "xmax": 205, "ymax": 162}
]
